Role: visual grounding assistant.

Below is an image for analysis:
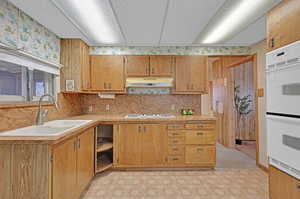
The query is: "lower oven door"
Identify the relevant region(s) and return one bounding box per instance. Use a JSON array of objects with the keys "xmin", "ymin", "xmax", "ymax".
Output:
[{"xmin": 267, "ymin": 115, "xmax": 300, "ymax": 180}]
